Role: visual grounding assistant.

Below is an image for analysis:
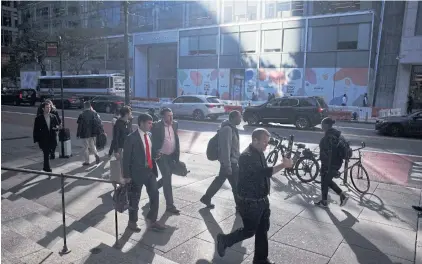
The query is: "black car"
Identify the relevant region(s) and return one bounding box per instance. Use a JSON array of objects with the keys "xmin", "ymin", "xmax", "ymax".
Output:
[
  {"xmin": 375, "ymin": 110, "xmax": 422, "ymax": 137},
  {"xmin": 51, "ymin": 95, "xmax": 82, "ymax": 109},
  {"xmin": 242, "ymin": 96, "xmax": 328, "ymax": 129},
  {"xmin": 1, "ymin": 89, "xmax": 37, "ymax": 106},
  {"xmin": 90, "ymin": 95, "xmax": 125, "ymax": 113}
]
